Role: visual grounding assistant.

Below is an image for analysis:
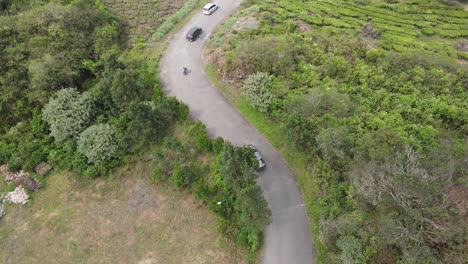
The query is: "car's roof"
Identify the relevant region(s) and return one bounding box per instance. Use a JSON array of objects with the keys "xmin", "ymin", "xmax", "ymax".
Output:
[
  {"xmin": 203, "ymin": 3, "xmax": 216, "ymax": 9},
  {"xmin": 187, "ymin": 26, "xmax": 201, "ymax": 34},
  {"xmin": 254, "ymin": 152, "xmax": 262, "ymax": 160}
]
